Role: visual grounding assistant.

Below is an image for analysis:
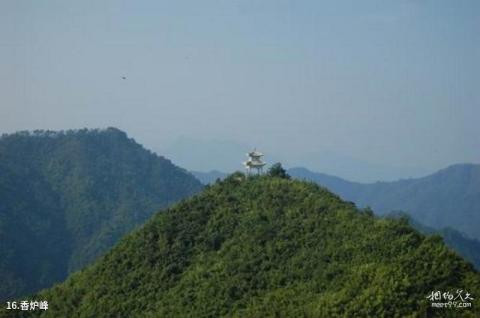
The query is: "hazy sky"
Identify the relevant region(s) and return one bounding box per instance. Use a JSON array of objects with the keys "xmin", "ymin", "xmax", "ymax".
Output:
[{"xmin": 1, "ymin": 1, "xmax": 479, "ymax": 179}]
